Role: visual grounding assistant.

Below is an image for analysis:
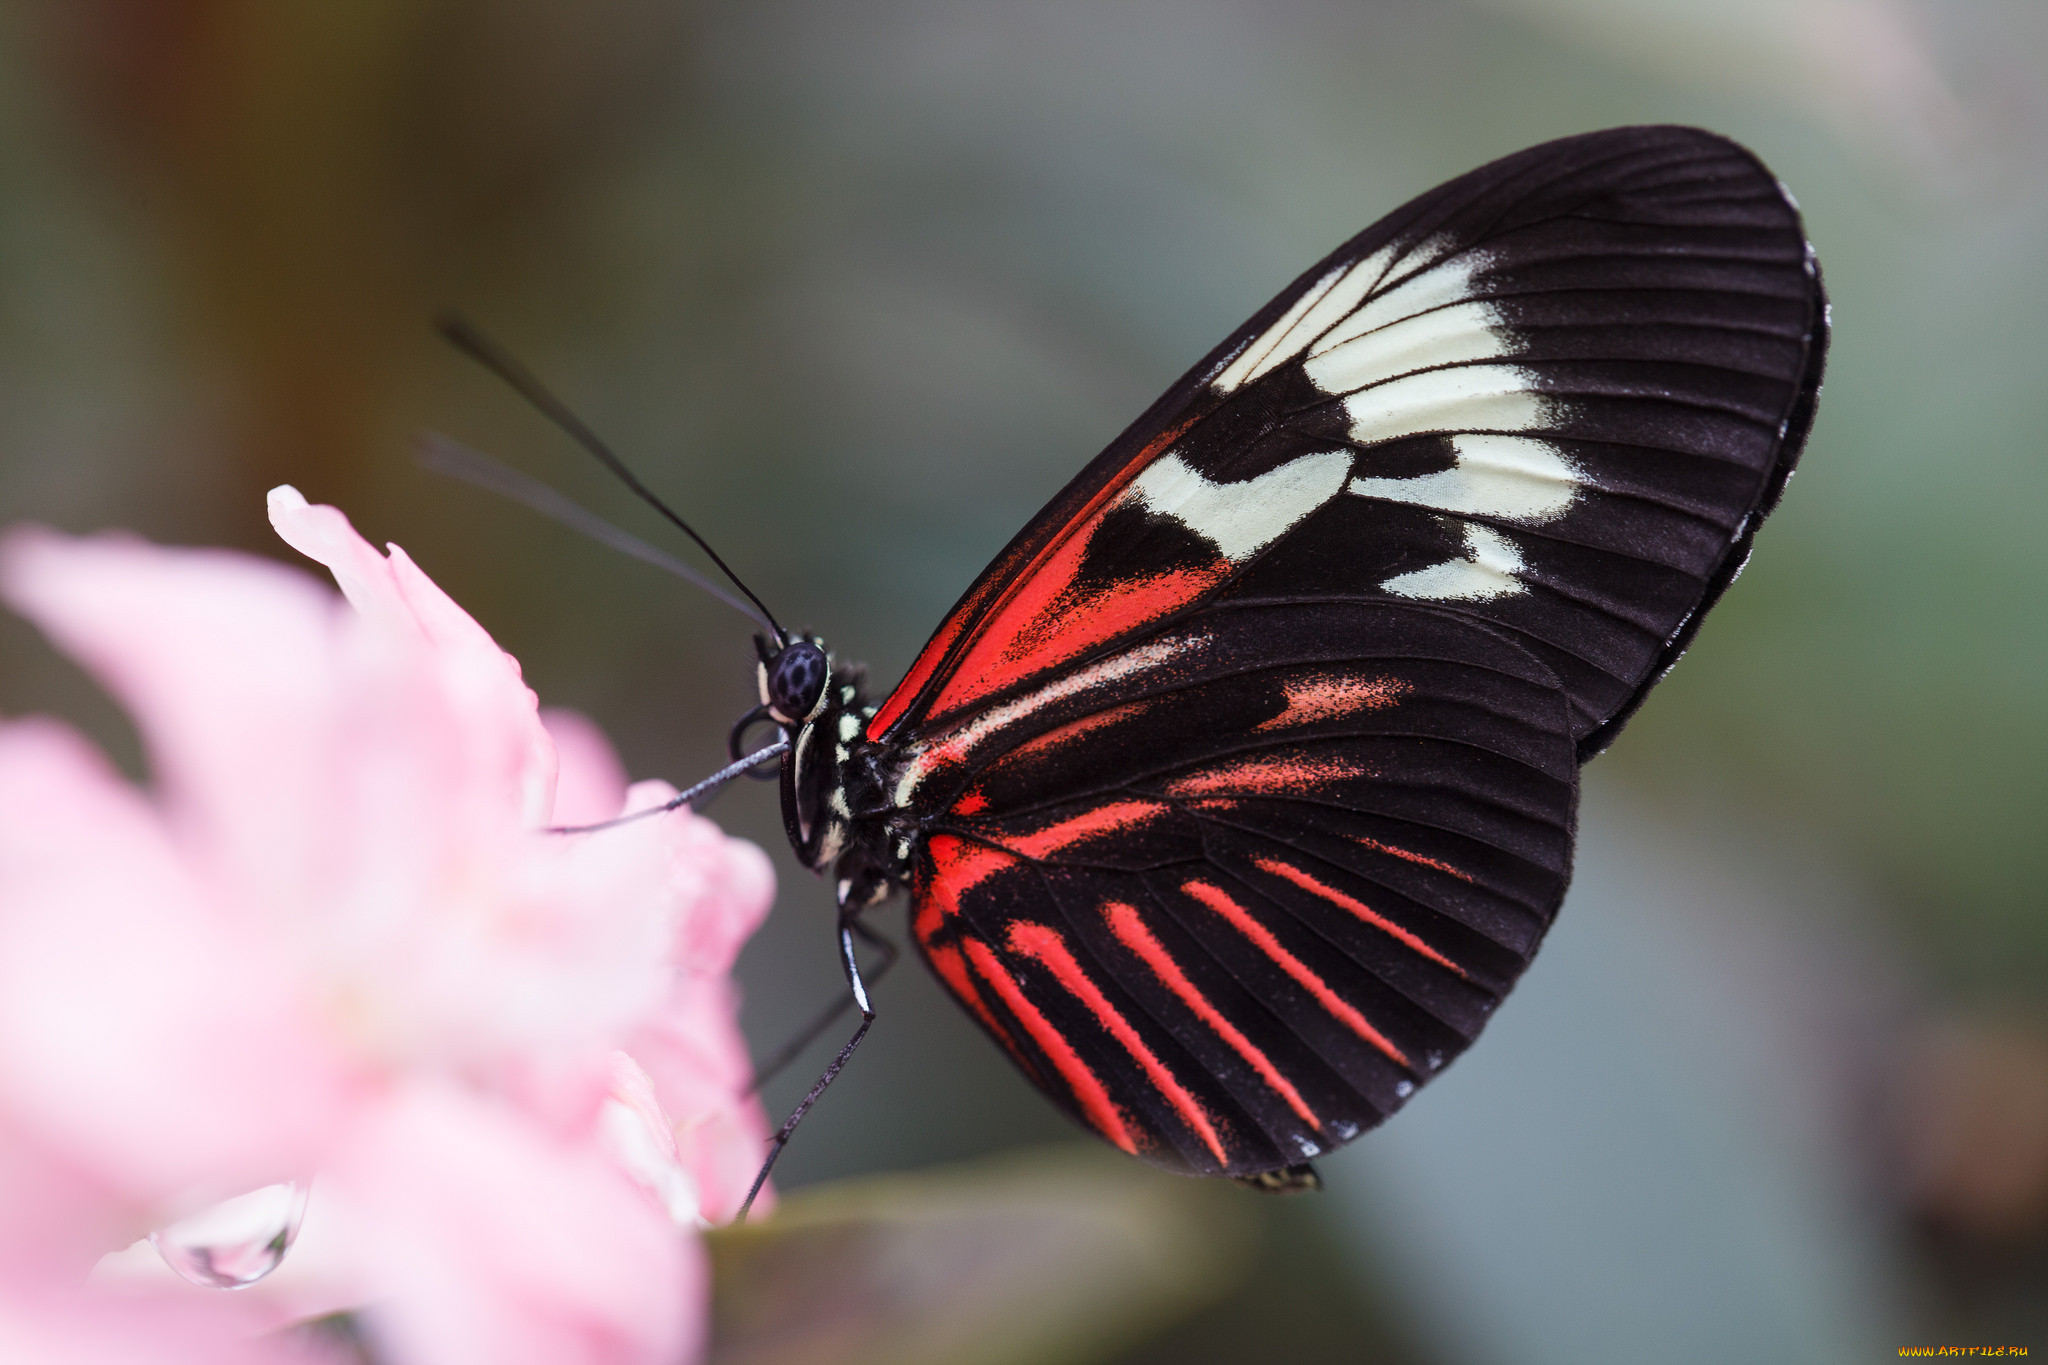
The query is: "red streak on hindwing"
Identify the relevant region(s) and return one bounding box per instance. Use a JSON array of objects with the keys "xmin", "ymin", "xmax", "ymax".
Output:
[
  {"xmin": 1006, "ymin": 921, "xmax": 1229, "ymax": 1165},
  {"xmin": 961, "ymin": 937, "xmax": 1137, "ymax": 1153},
  {"xmin": 1104, "ymin": 901, "xmax": 1320, "ymax": 1129},
  {"xmin": 1352, "ymin": 836, "xmax": 1478, "ymax": 883},
  {"xmin": 1254, "ymin": 672, "xmax": 1410, "ymax": 732},
  {"xmin": 1166, "ymin": 752, "xmax": 1367, "ymax": 798},
  {"xmin": 995, "ymin": 698, "xmax": 1156, "ymax": 769},
  {"xmin": 1181, "ymin": 880, "xmax": 1410, "ymax": 1068},
  {"xmin": 1255, "ymin": 857, "xmax": 1467, "ymax": 977},
  {"xmin": 923, "ymin": 941, "xmax": 1033, "ymax": 1077},
  {"xmin": 995, "ymin": 799, "xmax": 1170, "ymax": 860},
  {"xmin": 916, "ymin": 834, "xmax": 1017, "ymax": 941}
]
